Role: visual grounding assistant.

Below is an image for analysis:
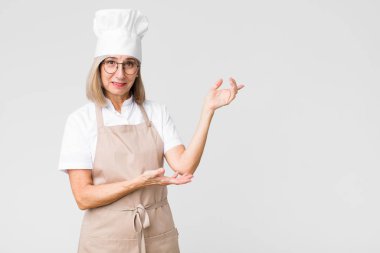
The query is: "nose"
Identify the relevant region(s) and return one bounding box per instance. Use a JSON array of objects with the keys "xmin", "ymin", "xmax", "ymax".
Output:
[{"xmin": 114, "ymin": 64, "xmax": 126, "ymax": 79}]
